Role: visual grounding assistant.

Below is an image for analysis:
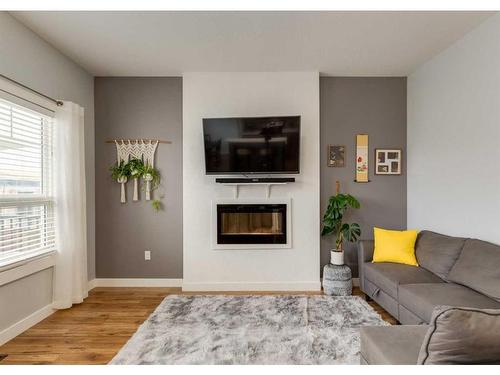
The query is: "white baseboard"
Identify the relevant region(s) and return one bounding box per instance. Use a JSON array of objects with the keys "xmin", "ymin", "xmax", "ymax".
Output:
[
  {"xmin": 88, "ymin": 278, "xmax": 355, "ymax": 292},
  {"xmin": 88, "ymin": 278, "xmax": 183, "ymax": 289},
  {"xmin": 0, "ymin": 304, "xmax": 55, "ymax": 346},
  {"xmin": 182, "ymin": 281, "xmax": 321, "ymax": 292}
]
